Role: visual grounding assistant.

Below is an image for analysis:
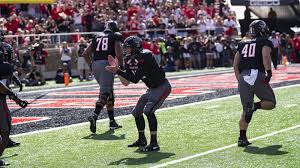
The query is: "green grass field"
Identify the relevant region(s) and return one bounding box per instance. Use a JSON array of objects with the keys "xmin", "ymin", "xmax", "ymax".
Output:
[{"xmin": 5, "ymin": 85, "xmax": 300, "ymax": 168}]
